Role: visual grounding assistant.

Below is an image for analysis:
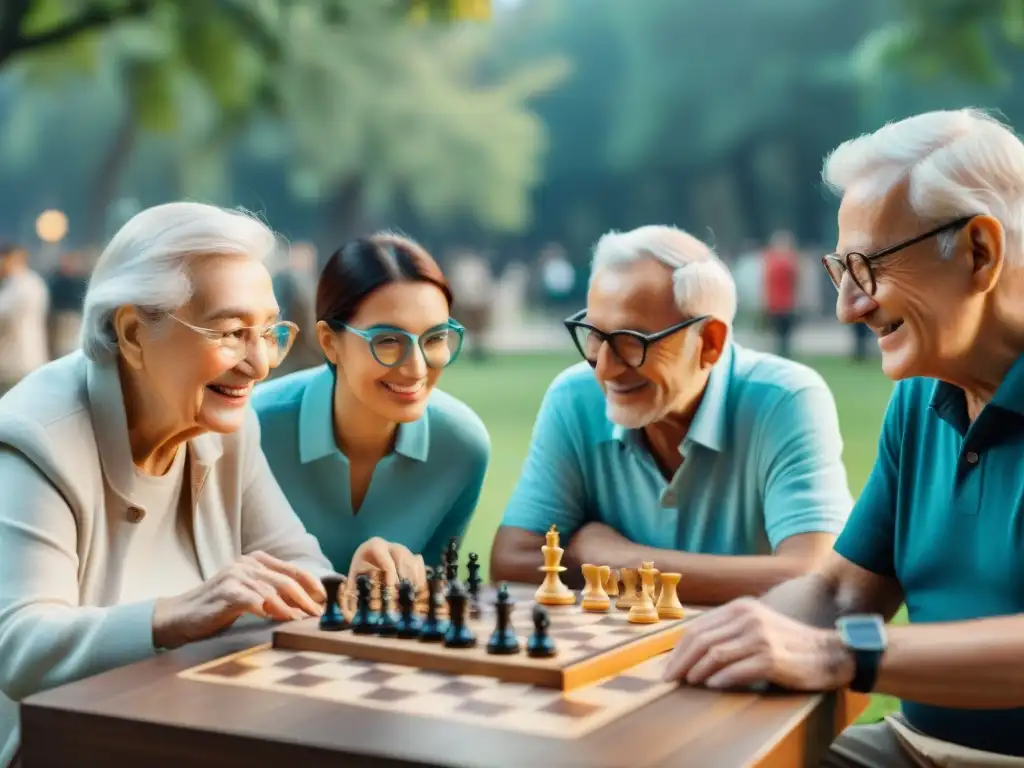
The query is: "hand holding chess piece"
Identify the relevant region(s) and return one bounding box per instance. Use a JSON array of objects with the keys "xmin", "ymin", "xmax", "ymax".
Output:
[
  {"xmin": 347, "ymin": 536, "xmax": 427, "ymax": 593},
  {"xmin": 534, "ymin": 525, "xmax": 577, "ymax": 606}
]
